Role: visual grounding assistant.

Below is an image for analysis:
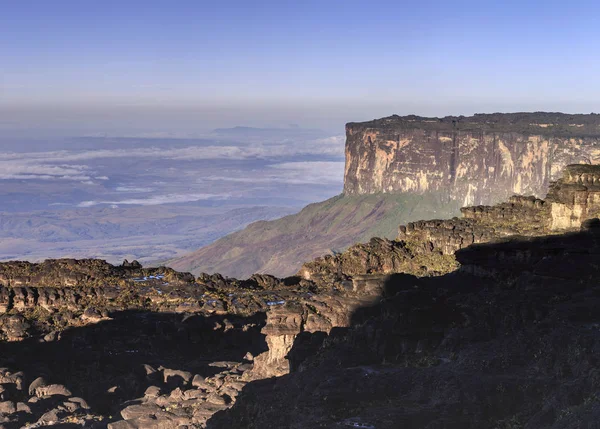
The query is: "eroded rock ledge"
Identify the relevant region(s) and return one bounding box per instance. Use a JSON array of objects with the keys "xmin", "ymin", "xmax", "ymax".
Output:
[{"xmin": 0, "ymin": 258, "xmax": 380, "ymax": 427}]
